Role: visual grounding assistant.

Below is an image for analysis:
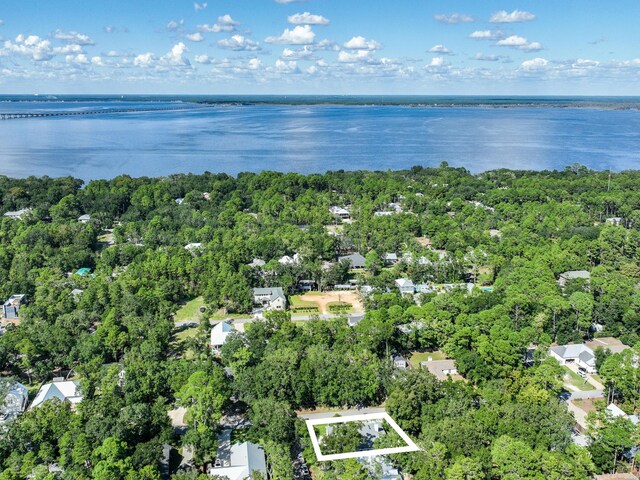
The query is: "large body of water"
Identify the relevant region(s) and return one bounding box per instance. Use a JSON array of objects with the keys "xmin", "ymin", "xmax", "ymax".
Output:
[{"xmin": 0, "ymin": 96, "xmax": 639, "ymax": 181}]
